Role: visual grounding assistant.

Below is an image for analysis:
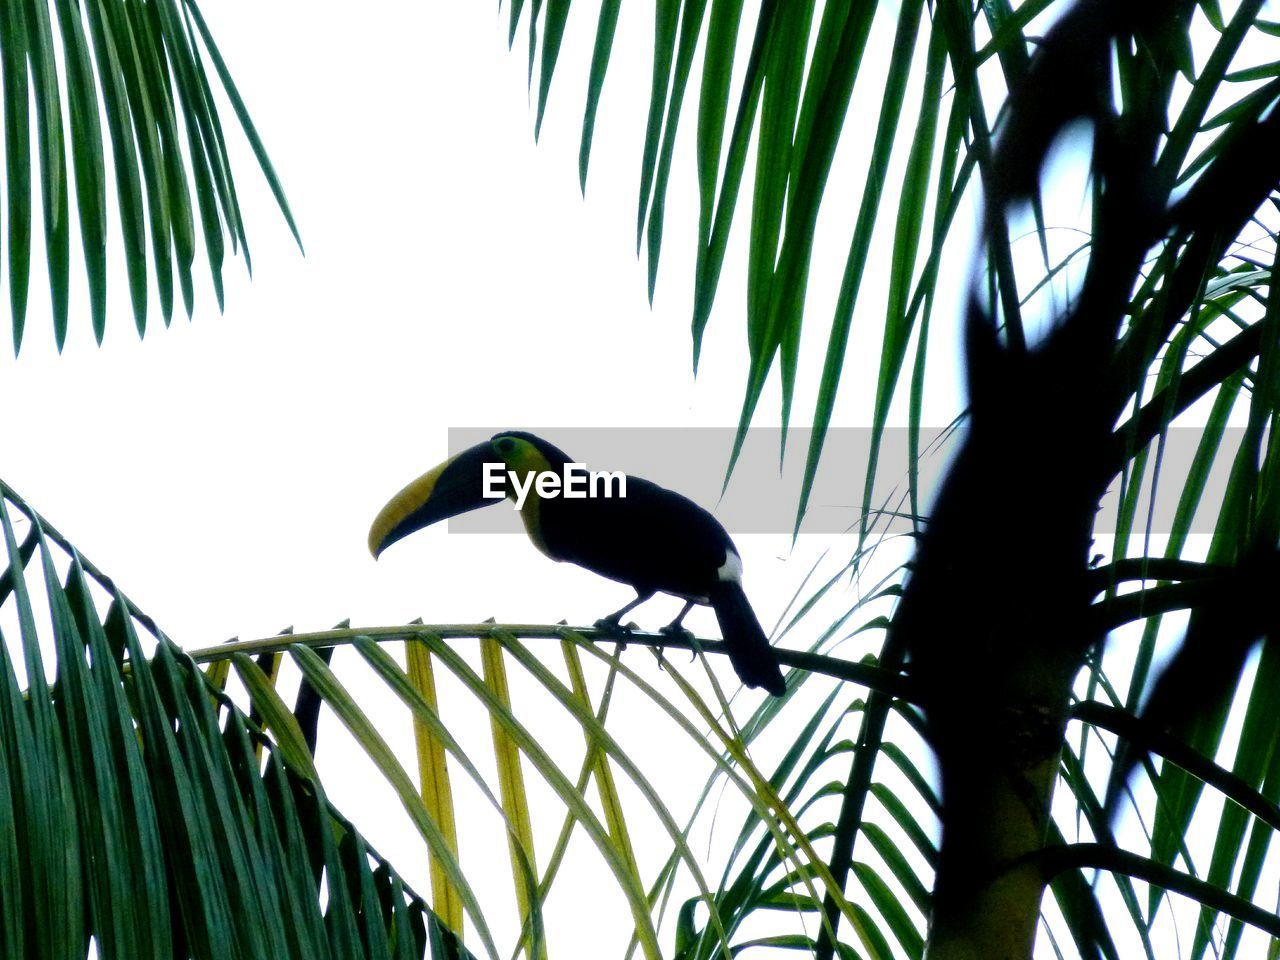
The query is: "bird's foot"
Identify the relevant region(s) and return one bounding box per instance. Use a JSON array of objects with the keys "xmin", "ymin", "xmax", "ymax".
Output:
[
  {"xmin": 656, "ymin": 623, "xmax": 695, "ymax": 669},
  {"xmin": 659, "ymin": 622, "xmax": 695, "ymax": 642},
  {"xmin": 685, "ymin": 634, "xmax": 705, "ymax": 663},
  {"xmin": 593, "ymin": 617, "xmax": 636, "ymax": 648}
]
